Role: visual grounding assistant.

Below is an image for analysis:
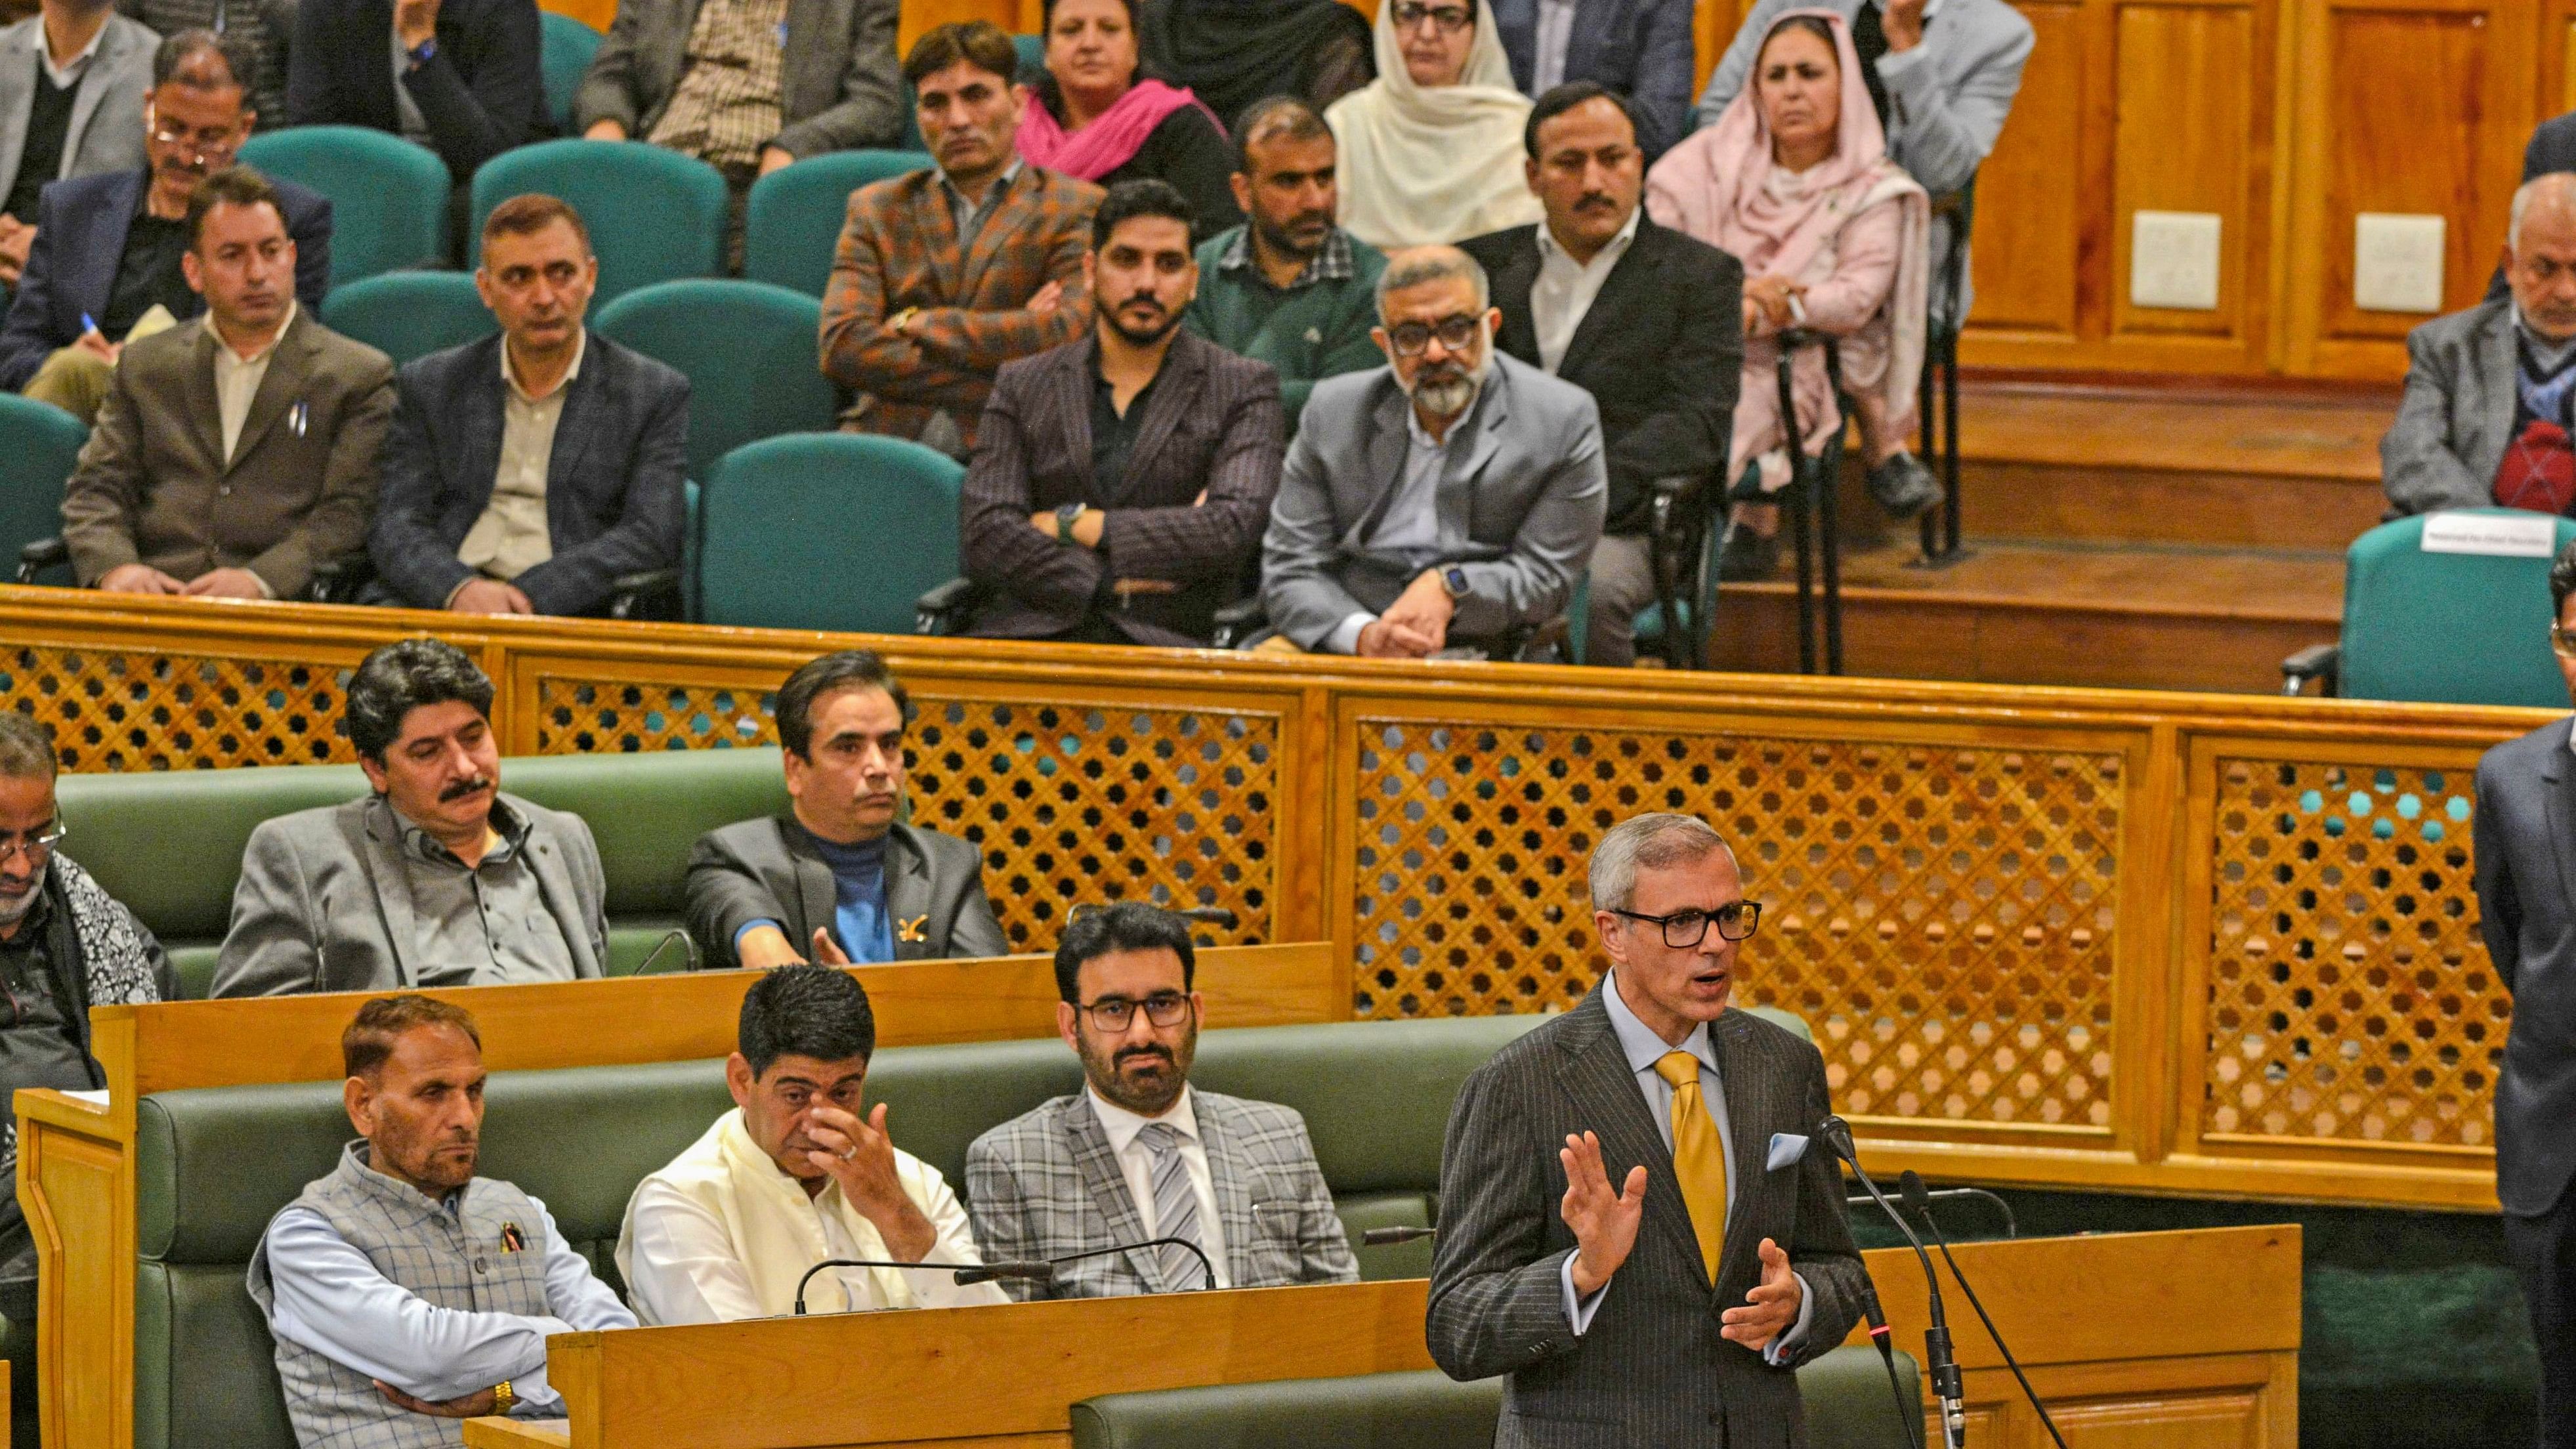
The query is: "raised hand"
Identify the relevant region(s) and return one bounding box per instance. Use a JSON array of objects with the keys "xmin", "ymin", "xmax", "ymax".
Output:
[
  {"xmin": 1558, "ymin": 1130, "xmax": 1647, "ymax": 1297},
  {"xmin": 804, "ymin": 1101, "xmax": 936, "ymax": 1260},
  {"xmin": 1718, "ymin": 1236, "xmax": 1803, "ymax": 1351}
]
